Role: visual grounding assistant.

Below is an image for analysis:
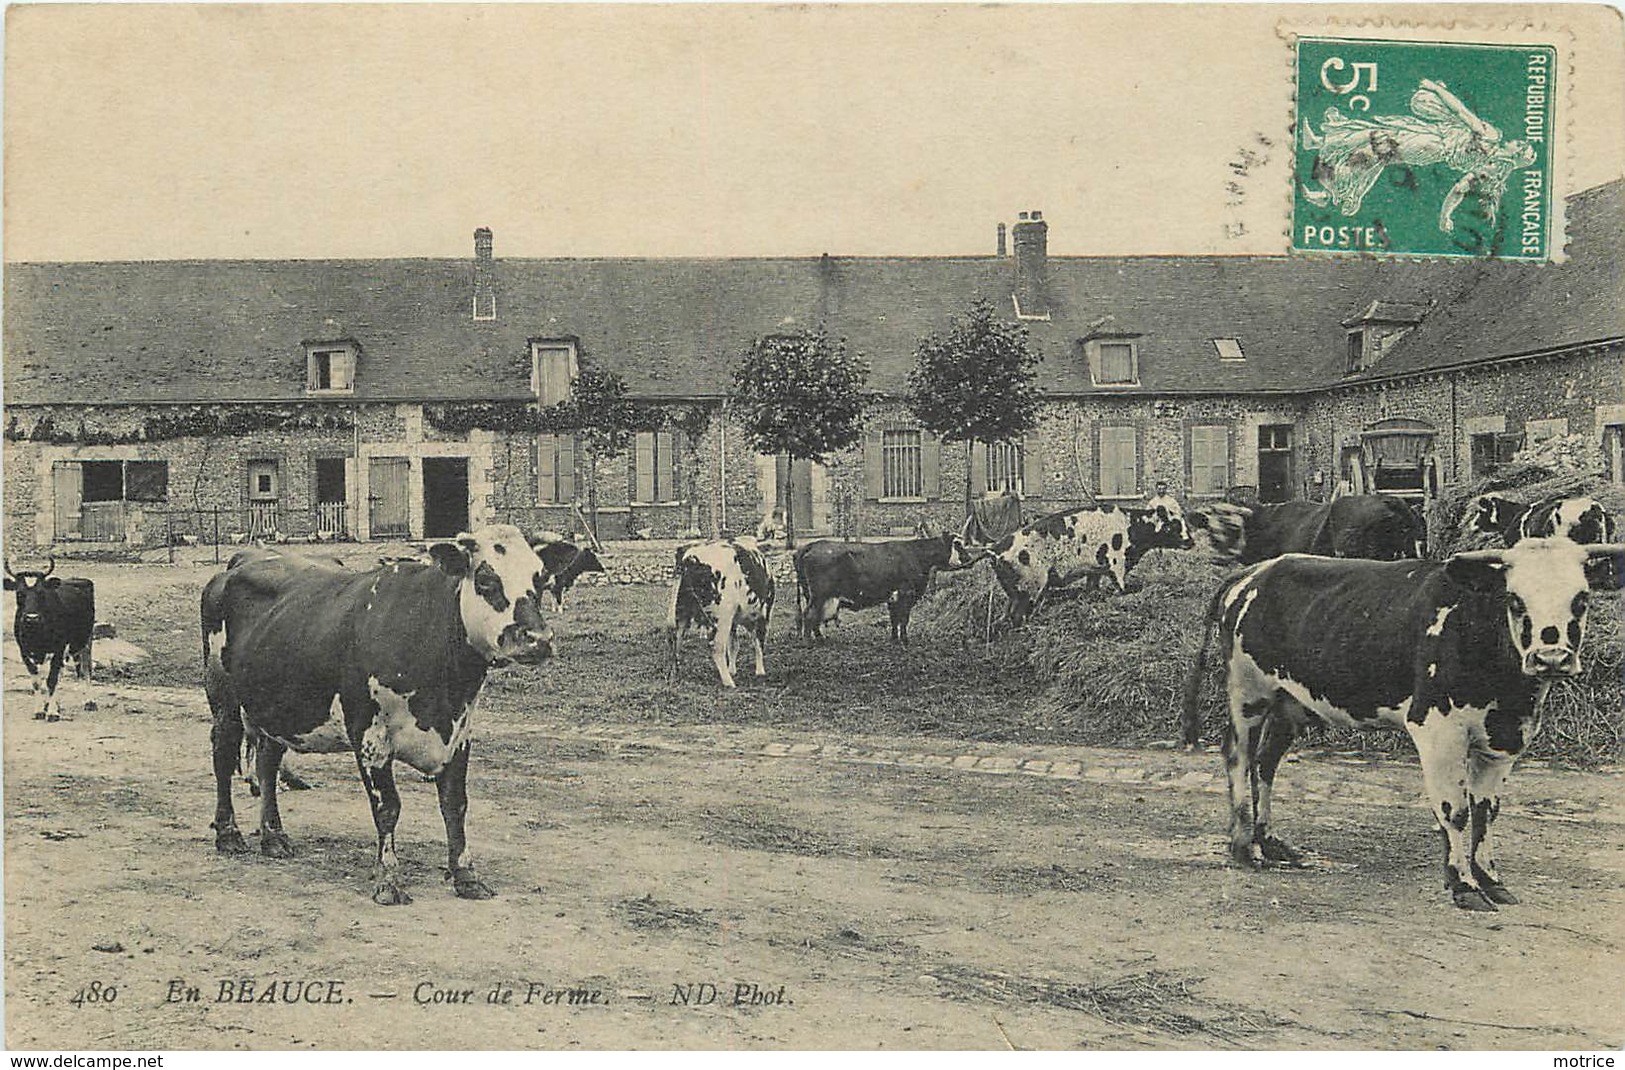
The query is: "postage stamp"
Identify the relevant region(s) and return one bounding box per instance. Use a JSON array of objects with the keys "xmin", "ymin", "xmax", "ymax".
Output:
[{"xmin": 1293, "ymin": 36, "xmax": 1557, "ymax": 260}]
